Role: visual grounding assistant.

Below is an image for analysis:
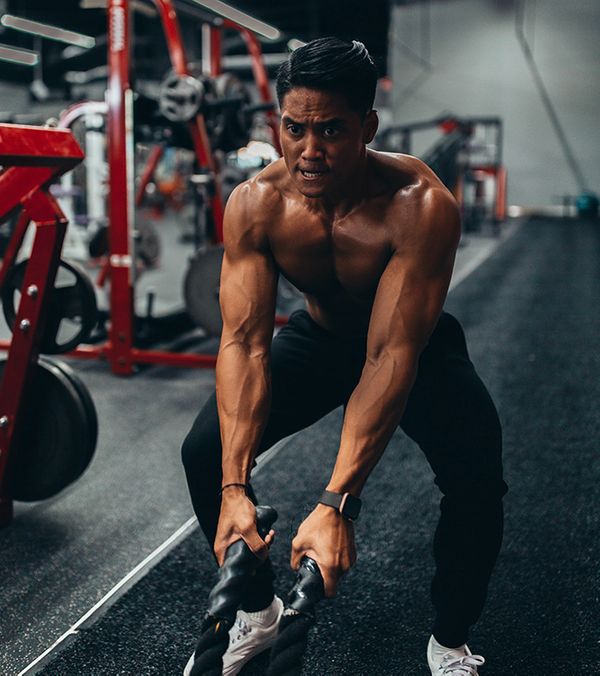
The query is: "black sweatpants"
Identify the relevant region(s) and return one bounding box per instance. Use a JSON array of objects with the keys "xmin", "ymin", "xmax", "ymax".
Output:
[{"xmin": 181, "ymin": 310, "xmax": 508, "ymax": 647}]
